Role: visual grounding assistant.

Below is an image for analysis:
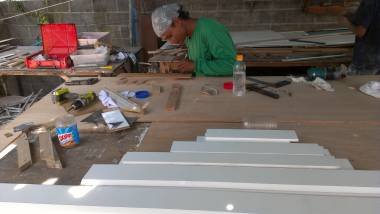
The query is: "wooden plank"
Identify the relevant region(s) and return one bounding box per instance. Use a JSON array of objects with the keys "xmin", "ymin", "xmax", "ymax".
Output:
[
  {"xmin": 0, "ymin": 38, "xmax": 15, "ymax": 44},
  {"xmin": 81, "ymin": 164, "xmax": 380, "ymax": 197},
  {"xmin": 170, "ymin": 141, "xmax": 330, "ymax": 156},
  {"xmin": 165, "ymin": 83, "xmax": 182, "ymax": 111},
  {"xmin": 204, "ymin": 129, "xmax": 299, "ymax": 142},
  {"xmin": 38, "ymin": 130, "xmax": 62, "ymax": 169},
  {"xmin": 16, "ymin": 134, "xmax": 32, "ymax": 171},
  {"xmin": 1, "ymin": 183, "xmax": 380, "ymax": 214},
  {"xmin": 120, "ymin": 152, "xmax": 353, "ymax": 169}
]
